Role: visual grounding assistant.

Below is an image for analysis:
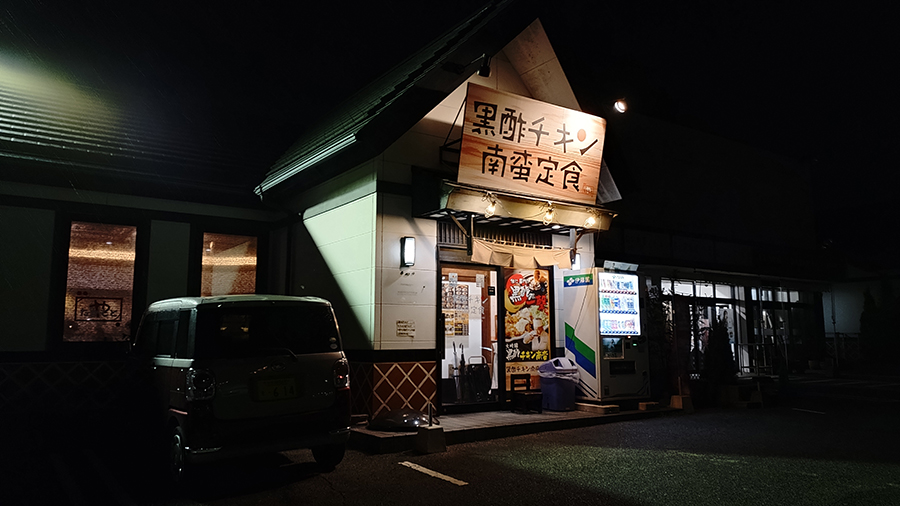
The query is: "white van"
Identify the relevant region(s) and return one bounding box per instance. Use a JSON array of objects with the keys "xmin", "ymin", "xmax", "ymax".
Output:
[{"xmin": 130, "ymin": 295, "xmax": 350, "ymax": 484}]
